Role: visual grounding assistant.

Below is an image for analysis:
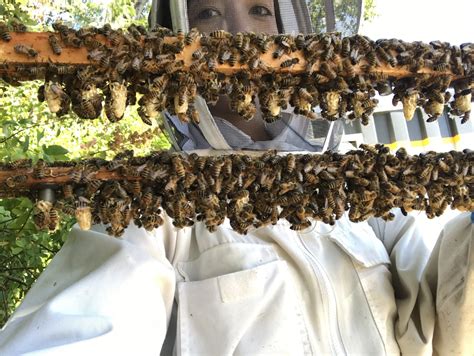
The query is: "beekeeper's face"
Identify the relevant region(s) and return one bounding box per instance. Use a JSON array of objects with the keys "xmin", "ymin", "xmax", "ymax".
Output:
[{"xmin": 188, "ymin": 0, "xmax": 279, "ymax": 34}]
